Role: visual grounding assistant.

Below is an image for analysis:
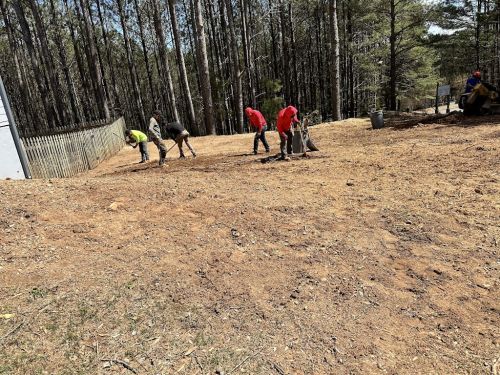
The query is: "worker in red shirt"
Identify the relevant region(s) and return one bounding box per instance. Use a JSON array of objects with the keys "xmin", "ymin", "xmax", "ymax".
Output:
[
  {"xmin": 276, "ymin": 105, "xmax": 300, "ymax": 160},
  {"xmin": 245, "ymin": 107, "xmax": 270, "ymax": 154}
]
